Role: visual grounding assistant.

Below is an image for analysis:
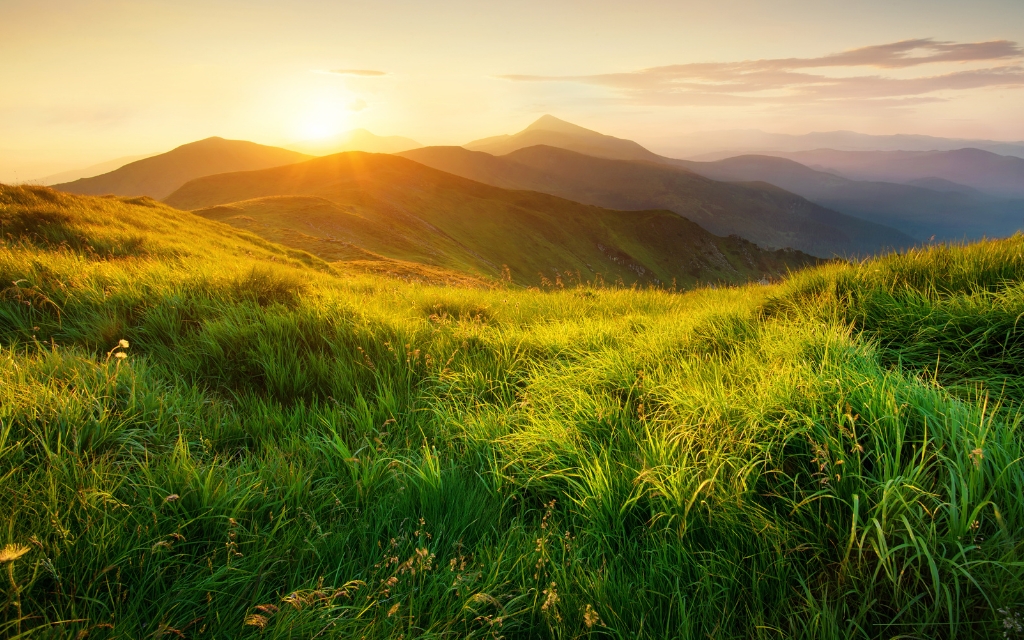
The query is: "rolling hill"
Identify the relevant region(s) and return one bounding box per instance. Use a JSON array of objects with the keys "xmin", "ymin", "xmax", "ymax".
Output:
[
  {"xmin": 464, "ymin": 115, "xmax": 664, "ymax": 162},
  {"xmin": 164, "ymin": 152, "xmax": 816, "ymax": 286},
  {"xmin": 670, "ymin": 155, "xmax": 1024, "ymax": 241},
  {"xmin": 52, "ymin": 137, "xmax": 313, "ymax": 199},
  {"xmin": 399, "ymin": 145, "xmax": 913, "ymax": 257}
]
